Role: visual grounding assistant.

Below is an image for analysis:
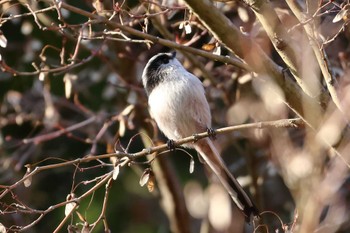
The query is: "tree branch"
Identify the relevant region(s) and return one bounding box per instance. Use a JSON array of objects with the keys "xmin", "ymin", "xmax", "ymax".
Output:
[
  {"xmin": 243, "ymin": 0, "xmax": 322, "ymax": 98},
  {"xmin": 285, "ymin": 0, "xmax": 344, "ymax": 113},
  {"xmin": 183, "ymin": 0, "xmax": 329, "ymax": 126},
  {"xmin": 46, "ymin": 1, "xmax": 251, "ymax": 72},
  {"xmin": 0, "ymin": 118, "xmax": 304, "ymax": 200}
]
